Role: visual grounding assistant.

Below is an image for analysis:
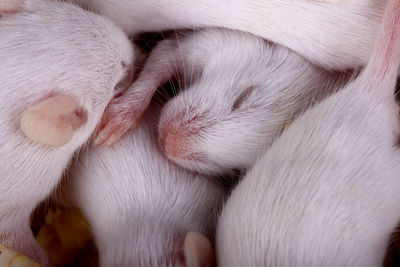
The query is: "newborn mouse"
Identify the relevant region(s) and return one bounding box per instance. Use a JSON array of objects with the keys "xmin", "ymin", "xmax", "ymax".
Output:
[
  {"xmin": 0, "ymin": 0, "xmax": 136, "ymax": 265},
  {"xmin": 63, "ymin": 100, "xmax": 226, "ymax": 267},
  {"xmin": 71, "ymin": 0, "xmax": 385, "ymax": 70},
  {"xmin": 217, "ymin": 0, "xmax": 400, "ymax": 266},
  {"xmin": 95, "ymin": 28, "xmax": 351, "ymax": 175}
]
